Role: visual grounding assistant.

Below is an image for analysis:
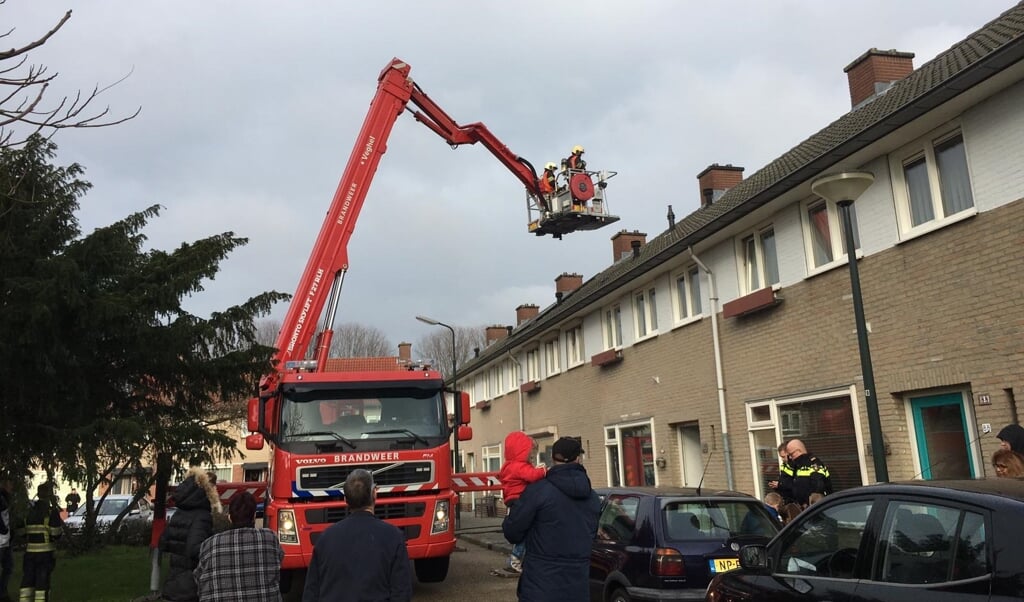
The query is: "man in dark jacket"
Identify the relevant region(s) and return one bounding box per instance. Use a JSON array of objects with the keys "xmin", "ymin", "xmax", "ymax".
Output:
[
  {"xmin": 502, "ymin": 436, "xmax": 601, "ymax": 602},
  {"xmin": 160, "ymin": 468, "xmax": 220, "ymax": 602},
  {"xmin": 786, "ymin": 439, "xmax": 832, "ymax": 507},
  {"xmin": 303, "ymin": 469, "xmax": 412, "ymax": 602}
]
